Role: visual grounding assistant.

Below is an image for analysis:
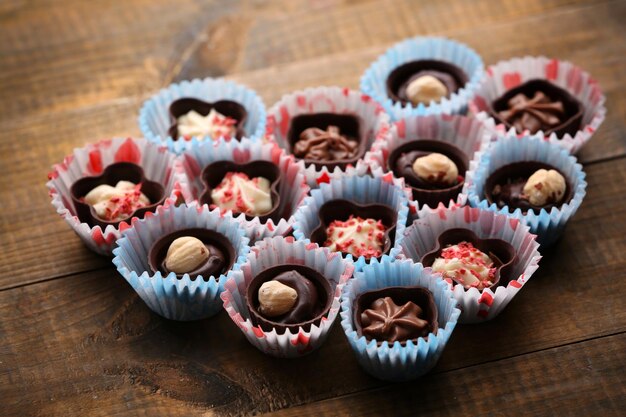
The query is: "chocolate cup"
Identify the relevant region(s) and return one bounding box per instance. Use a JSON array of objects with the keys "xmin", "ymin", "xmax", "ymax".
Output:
[
  {"xmin": 198, "ymin": 160, "xmax": 282, "ymax": 223},
  {"xmin": 168, "ymin": 98, "xmax": 247, "ymax": 140},
  {"xmin": 387, "ymin": 139, "xmax": 469, "ymax": 207},
  {"xmin": 246, "ymin": 264, "xmax": 333, "ymax": 334},
  {"xmin": 421, "ymin": 228, "xmax": 517, "ymax": 290},
  {"xmin": 309, "ymin": 199, "xmax": 397, "ymax": 261},
  {"xmin": 353, "ymin": 286, "xmax": 439, "ymax": 346},
  {"xmin": 490, "ymin": 79, "xmax": 583, "ymax": 137},
  {"xmin": 484, "ymin": 161, "xmax": 573, "ymax": 214},
  {"xmin": 386, "ymin": 59, "xmax": 468, "ymax": 106},
  {"xmin": 148, "ymin": 228, "xmax": 236, "ymax": 280},
  {"xmin": 70, "ymin": 162, "xmax": 165, "ymax": 229},
  {"xmin": 287, "ymin": 112, "xmax": 366, "ymax": 170}
]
